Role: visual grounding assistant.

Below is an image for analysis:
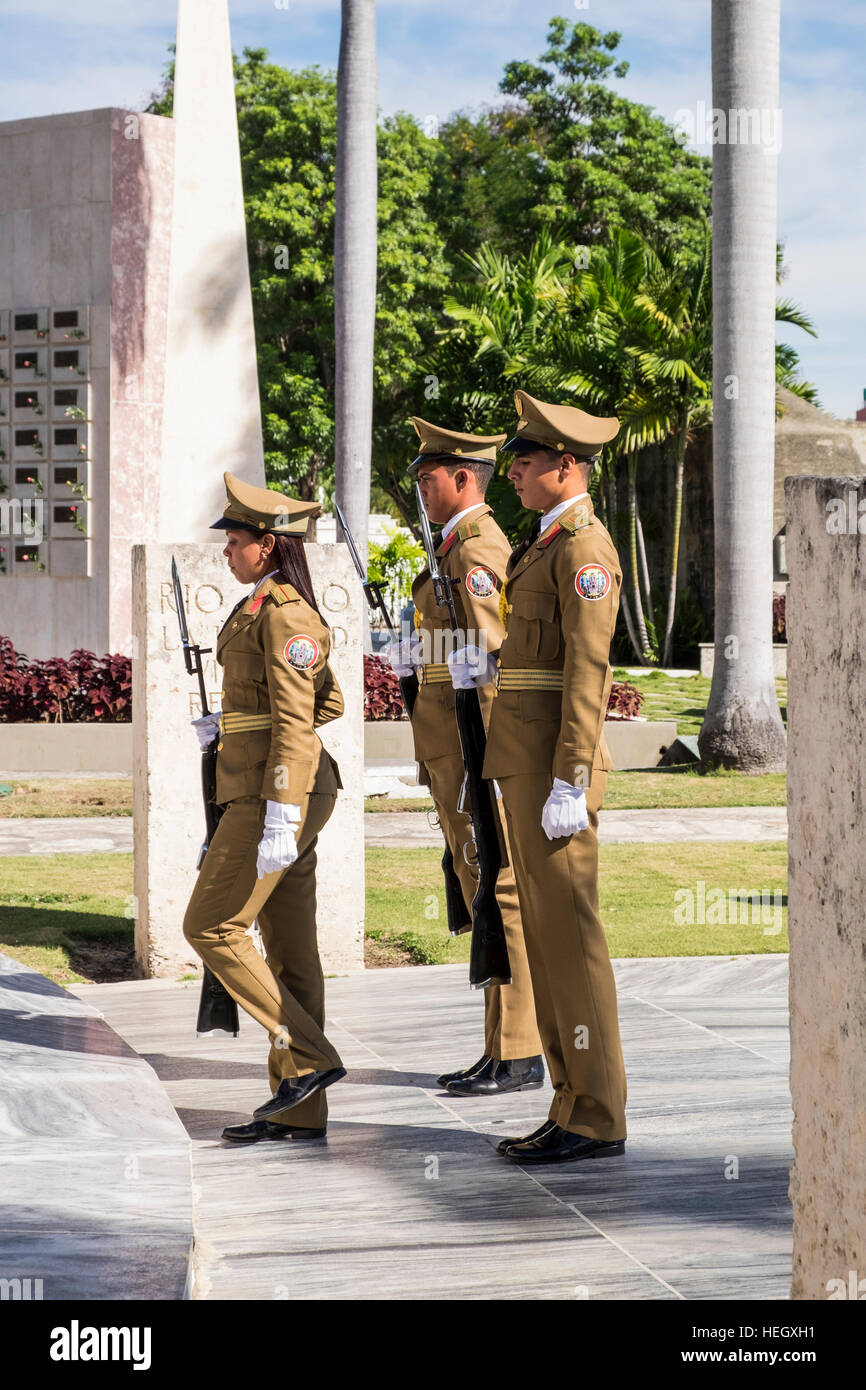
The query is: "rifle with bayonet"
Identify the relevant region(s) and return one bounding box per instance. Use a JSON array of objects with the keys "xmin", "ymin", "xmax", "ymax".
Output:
[
  {"xmin": 414, "ymin": 485, "xmax": 511, "ymax": 989},
  {"xmin": 171, "ymin": 556, "xmax": 239, "ymax": 1039},
  {"xmin": 335, "ymin": 503, "xmax": 471, "ymax": 939}
]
